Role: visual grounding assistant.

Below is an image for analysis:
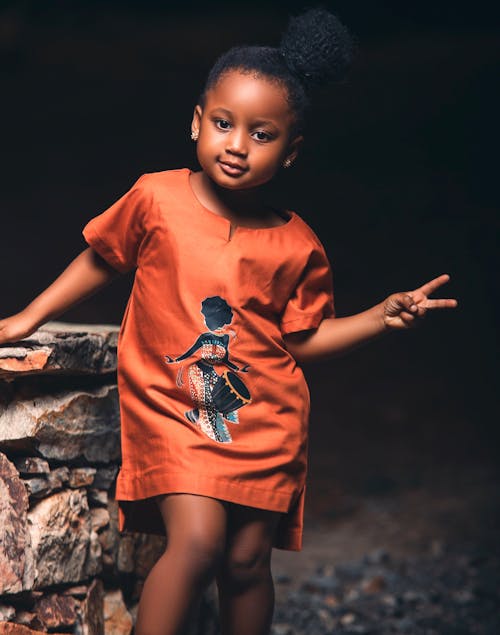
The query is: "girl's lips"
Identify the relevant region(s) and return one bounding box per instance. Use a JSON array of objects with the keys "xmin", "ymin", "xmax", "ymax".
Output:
[{"xmin": 218, "ymin": 160, "xmax": 248, "ymax": 176}]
